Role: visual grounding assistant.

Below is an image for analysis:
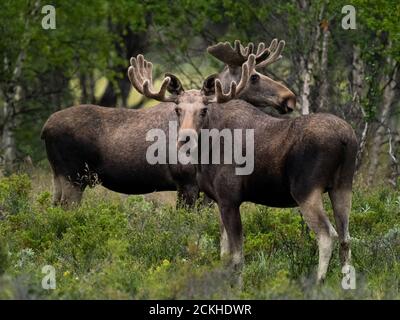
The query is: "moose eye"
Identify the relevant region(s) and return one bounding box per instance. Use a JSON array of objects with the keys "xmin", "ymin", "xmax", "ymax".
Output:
[
  {"xmin": 200, "ymin": 108, "xmax": 208, "ymax": 117},
  {"xmin": 250, "ymin": 74, "xmax": 260, "ymax": 84},
  {"xmin": 175, "ymin": 108, "xmax": 182, "ymax": 116}
]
